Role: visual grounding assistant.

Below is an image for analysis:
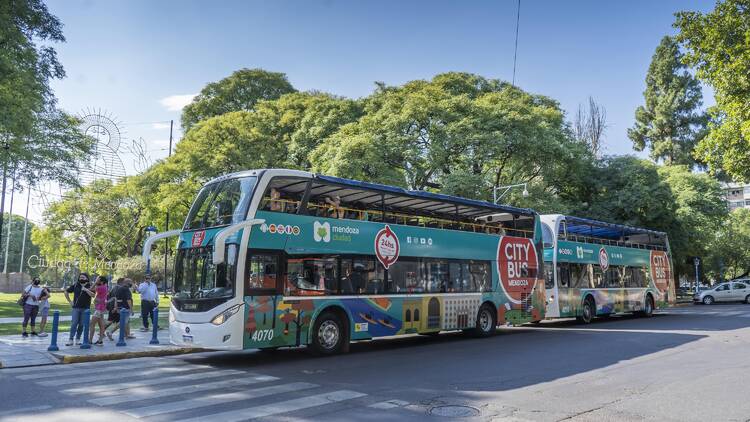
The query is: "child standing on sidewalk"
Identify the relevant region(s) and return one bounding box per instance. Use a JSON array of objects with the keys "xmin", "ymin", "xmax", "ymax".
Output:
[{"xmin": 37, "ymin": 284, "xmax": 51, "ymax": 337}]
